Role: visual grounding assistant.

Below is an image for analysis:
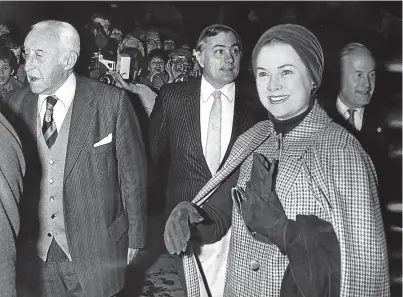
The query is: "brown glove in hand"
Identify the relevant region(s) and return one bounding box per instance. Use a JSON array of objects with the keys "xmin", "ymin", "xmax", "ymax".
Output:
[
  {"xmin": 241, "ymin": 153, "xmax": 288, "ymax": 254},
  {"xmin": 164, "ymin": 201, "xmax": 204, "ymax": 255}
]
